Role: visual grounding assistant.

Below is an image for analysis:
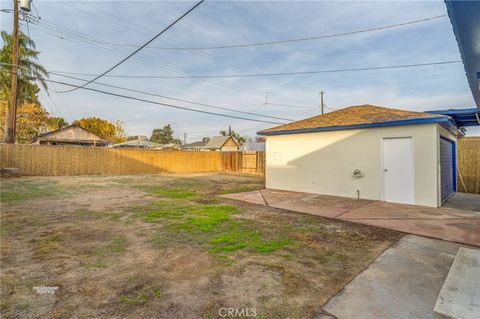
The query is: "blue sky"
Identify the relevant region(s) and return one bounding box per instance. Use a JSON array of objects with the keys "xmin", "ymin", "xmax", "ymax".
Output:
[{"xmin": 1, "ymin": 0, "xmax": 479, "ymax": 140}]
